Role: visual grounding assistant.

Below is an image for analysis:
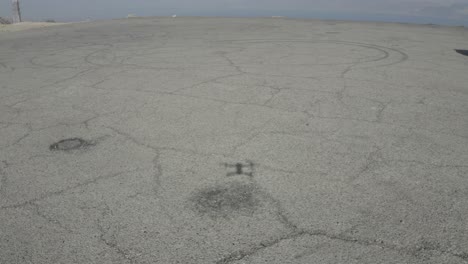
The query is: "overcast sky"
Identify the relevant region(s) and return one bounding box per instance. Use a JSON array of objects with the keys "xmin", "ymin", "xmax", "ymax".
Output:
[{"xmin": 1, "ymin": 0, "xmax": 468, "ymax": 26}]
